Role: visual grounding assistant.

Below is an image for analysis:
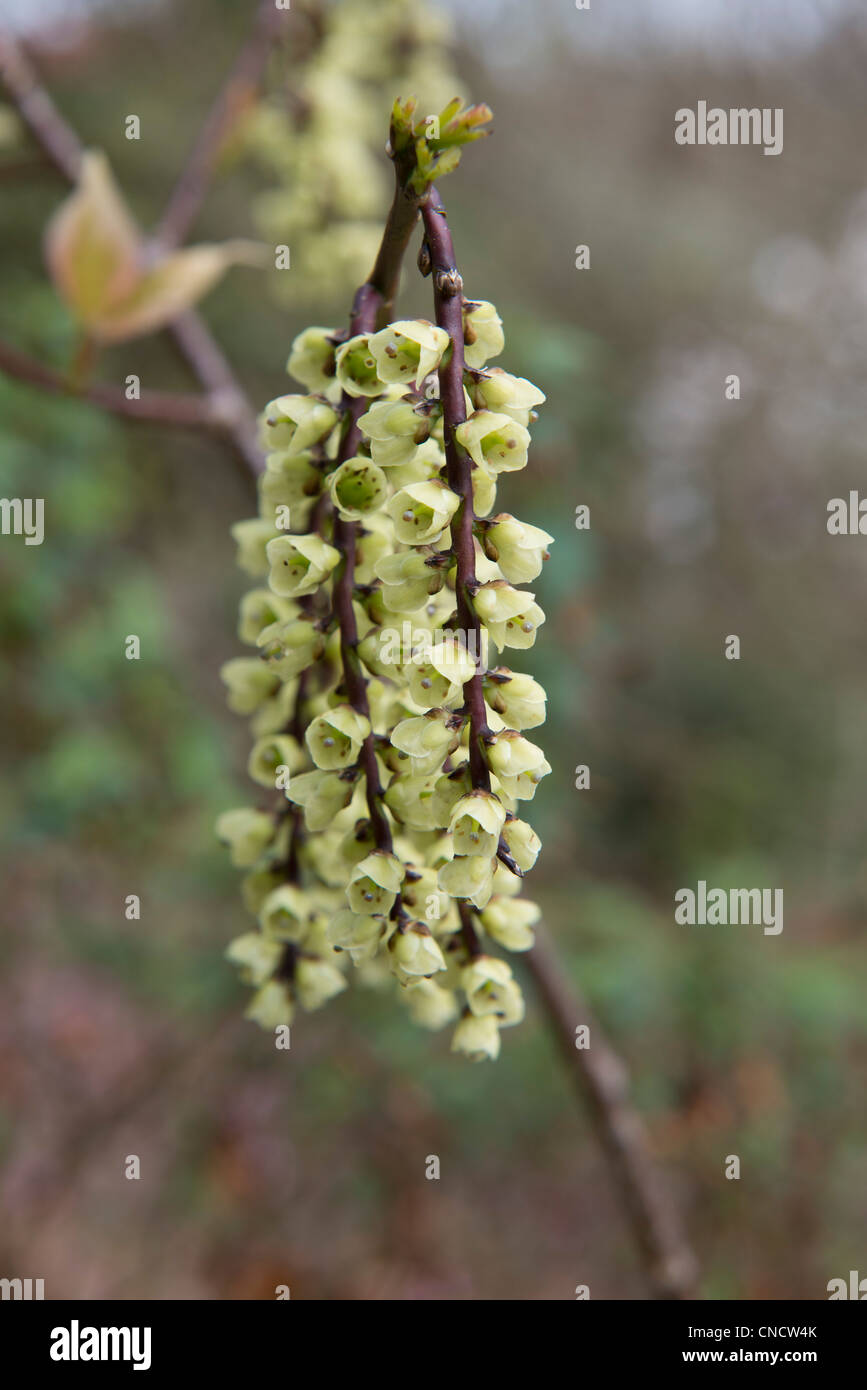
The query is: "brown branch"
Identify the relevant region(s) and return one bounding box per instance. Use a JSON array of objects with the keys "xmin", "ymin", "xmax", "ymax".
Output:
[
  {"xmin": 154, "ymin": 0, "xmax": 285, "ymax": 253},
  {"xmin": 0, "ymin": 27, "xmax": 265, "ymax": 477},
  {"xmin": 327, "ymin": 172, "xmax": 426, "ymax": 852},
  {"xmin": 524, "ymin": 924, "xmax": 698, "ymax": 1299},
  {"xmin": 0, "ymin": 338, "xmax": 225, "ymax": 430},
  {"xmin": 422, "ymin": 184, "xmax": 491, "ymax": 791}
]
